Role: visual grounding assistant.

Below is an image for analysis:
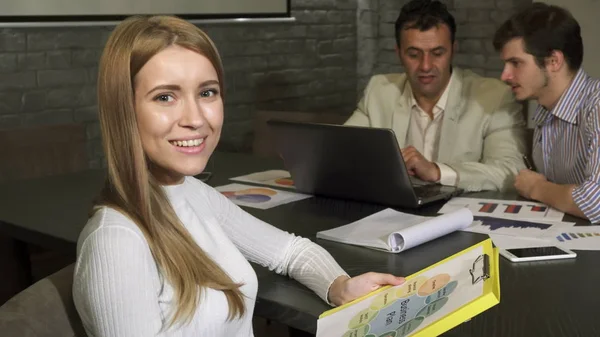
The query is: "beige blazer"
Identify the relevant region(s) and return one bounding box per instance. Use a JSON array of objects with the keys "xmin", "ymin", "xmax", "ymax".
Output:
[{"xmin": 345, "ymin": 68, "xmax": 527, "ymax": 191}]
